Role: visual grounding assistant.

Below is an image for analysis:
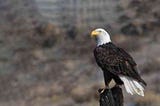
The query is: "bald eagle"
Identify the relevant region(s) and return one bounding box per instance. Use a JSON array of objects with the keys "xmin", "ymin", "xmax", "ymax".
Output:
[{"xmin": 91, "ymin": 28, "xmax": 146, "ymax": 96}]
